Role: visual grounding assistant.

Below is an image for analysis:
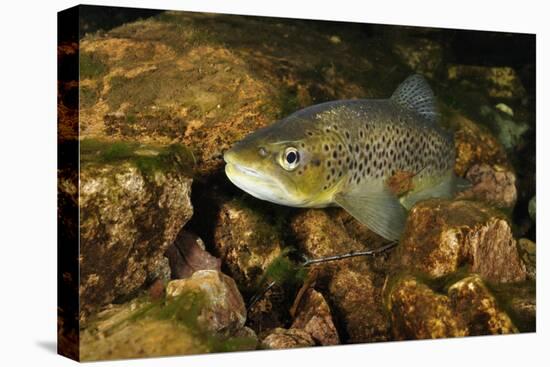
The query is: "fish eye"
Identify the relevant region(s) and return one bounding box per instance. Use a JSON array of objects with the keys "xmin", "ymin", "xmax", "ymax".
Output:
[{"xmin": 282, "ymin": 147, "xmax": 300, "ymax": 170}]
